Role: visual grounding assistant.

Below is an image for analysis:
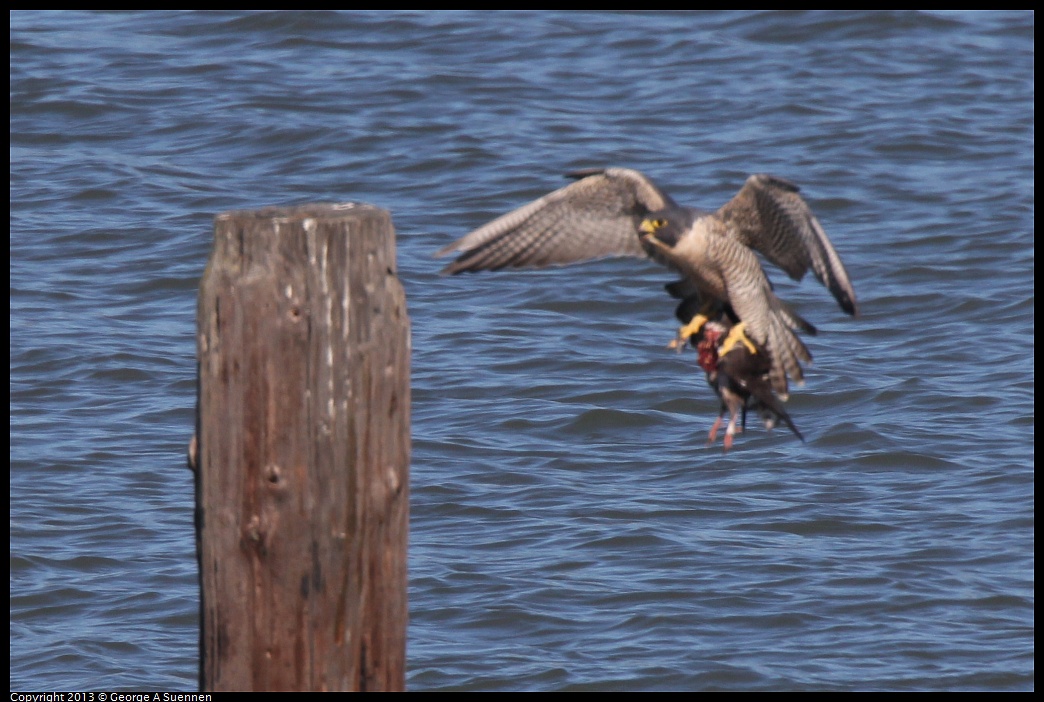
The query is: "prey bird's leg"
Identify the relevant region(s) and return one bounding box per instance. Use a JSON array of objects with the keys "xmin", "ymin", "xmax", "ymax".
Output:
[
  {"xmin": 723, "ymin": 409, "xmax": 740, "ymax": 453},
  {"xmin": 707, "ymin": 414, "xmax": 724, "ymax": 445}
]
